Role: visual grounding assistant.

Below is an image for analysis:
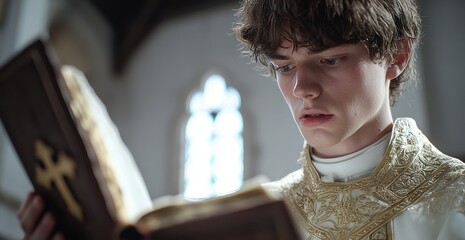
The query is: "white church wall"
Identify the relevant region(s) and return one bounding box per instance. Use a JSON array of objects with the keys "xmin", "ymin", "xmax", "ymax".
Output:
[
  {"xmin": 420, "ymin": 0, "xmax": 465, "ymax": 158},
  {"xmin": 114, "ymin": 5, "xmax": 304, "ymax": 198}
]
